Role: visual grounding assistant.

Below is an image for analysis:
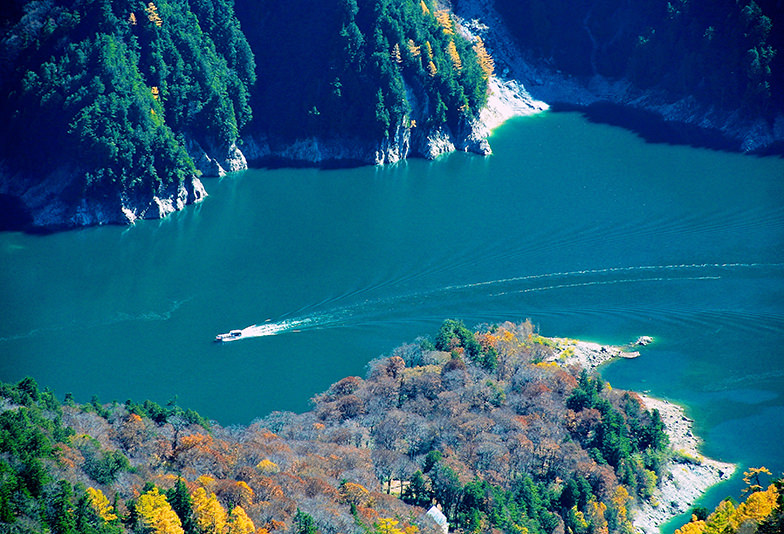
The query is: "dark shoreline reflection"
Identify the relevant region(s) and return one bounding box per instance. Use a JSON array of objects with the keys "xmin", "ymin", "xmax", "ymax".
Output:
[{"xmin": 550, "ymin": 101, "xmax": 783, "ymax": 157}]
